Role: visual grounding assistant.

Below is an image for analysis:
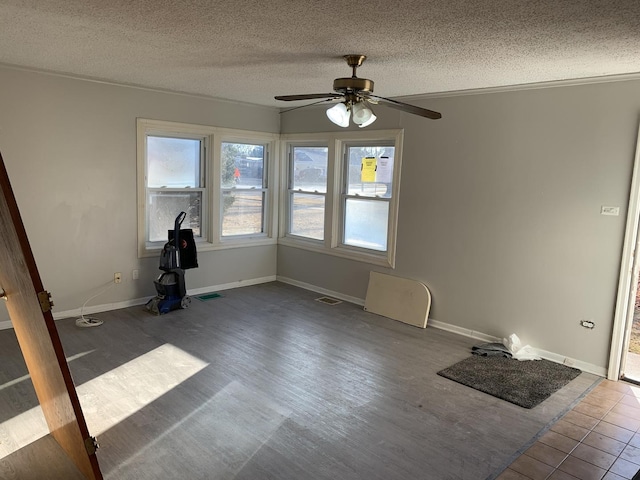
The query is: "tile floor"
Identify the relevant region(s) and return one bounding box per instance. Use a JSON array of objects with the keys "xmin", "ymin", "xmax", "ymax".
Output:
[{"xmin": 496, "ymin": 379, "xmax": 640, "ymax": 479}]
